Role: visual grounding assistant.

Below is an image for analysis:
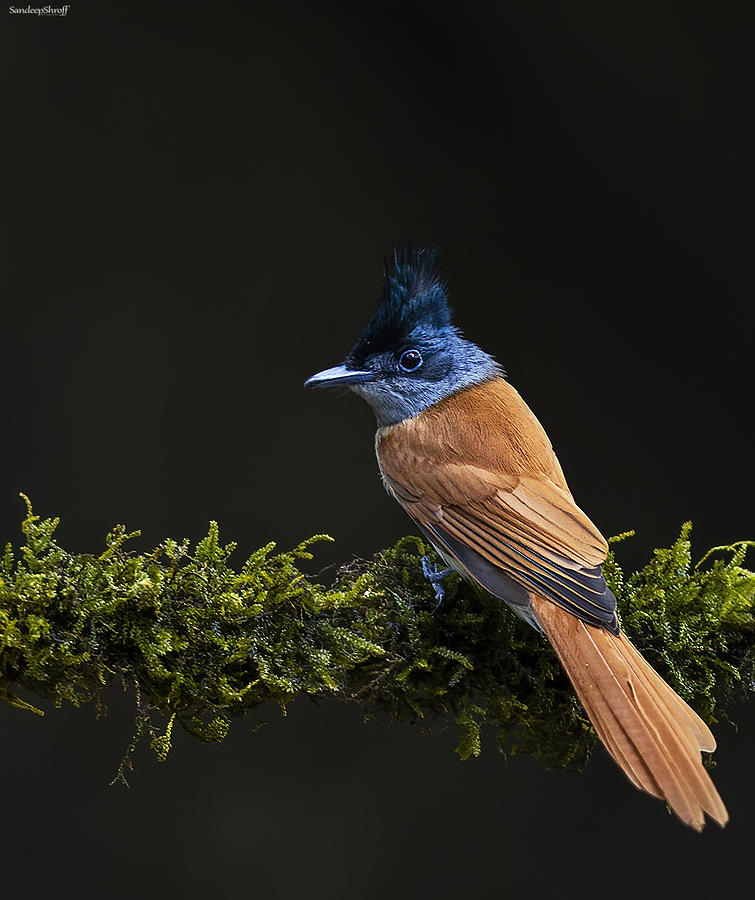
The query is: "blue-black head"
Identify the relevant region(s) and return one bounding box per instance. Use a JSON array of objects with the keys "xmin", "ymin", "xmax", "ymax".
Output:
[{"xmin": 305, "ymin": 246, "xmax": 501, "ymax": 427}]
